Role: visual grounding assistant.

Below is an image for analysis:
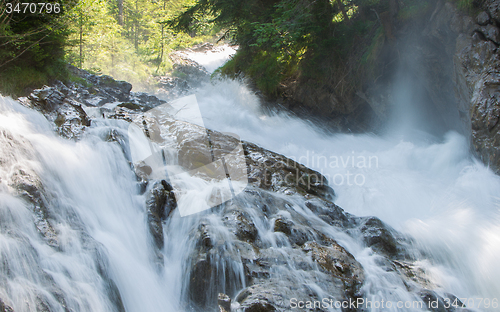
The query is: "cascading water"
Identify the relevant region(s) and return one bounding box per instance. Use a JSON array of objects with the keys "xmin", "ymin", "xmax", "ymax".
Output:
[
  {"xmin": 0, "ymin": 45, "xmax": 499, "ymax": 312},
  {"xmin": 177, "ymin": 49, "xmax": 500, "ymax": 310},
  {"xmin": 0, "ymin": 100, "xmax": 180, "ymax": 311}
]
